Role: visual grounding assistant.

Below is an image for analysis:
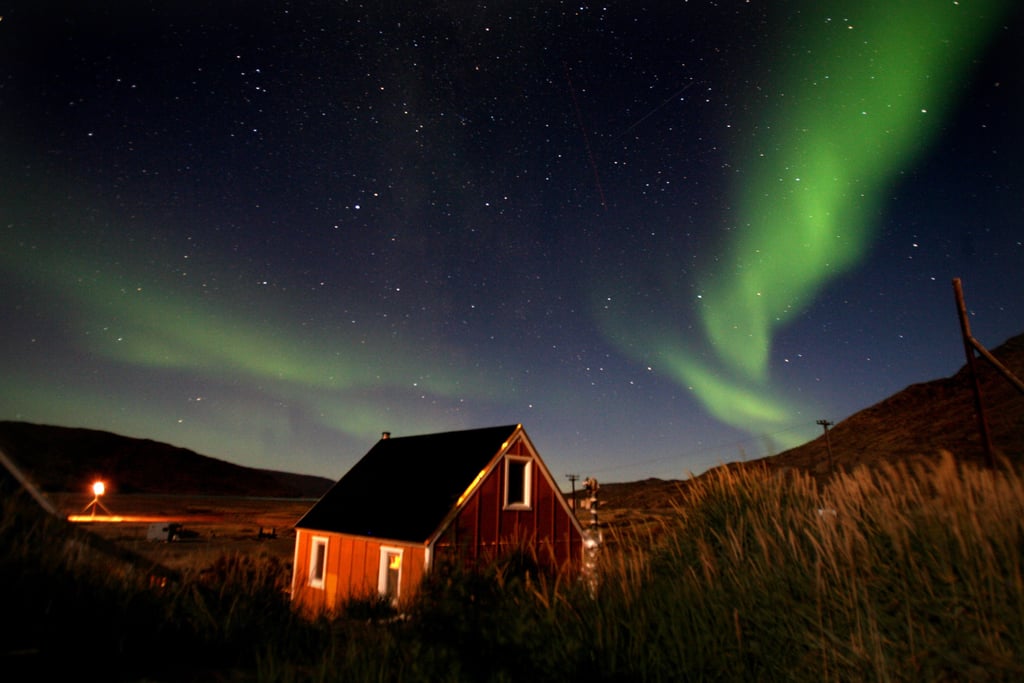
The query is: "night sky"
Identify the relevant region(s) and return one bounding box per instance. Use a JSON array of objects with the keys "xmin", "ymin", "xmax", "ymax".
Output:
[{"xmin": 2, "ymin": 1, "xmax": 1022, "ymax": 483}]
